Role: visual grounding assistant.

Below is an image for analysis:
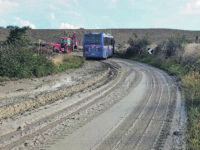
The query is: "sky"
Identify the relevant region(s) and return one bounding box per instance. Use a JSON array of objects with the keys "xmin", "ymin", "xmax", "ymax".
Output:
[{"xmin": 0, "ymin": 0, "xmax": 200, "ymax": 30}]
